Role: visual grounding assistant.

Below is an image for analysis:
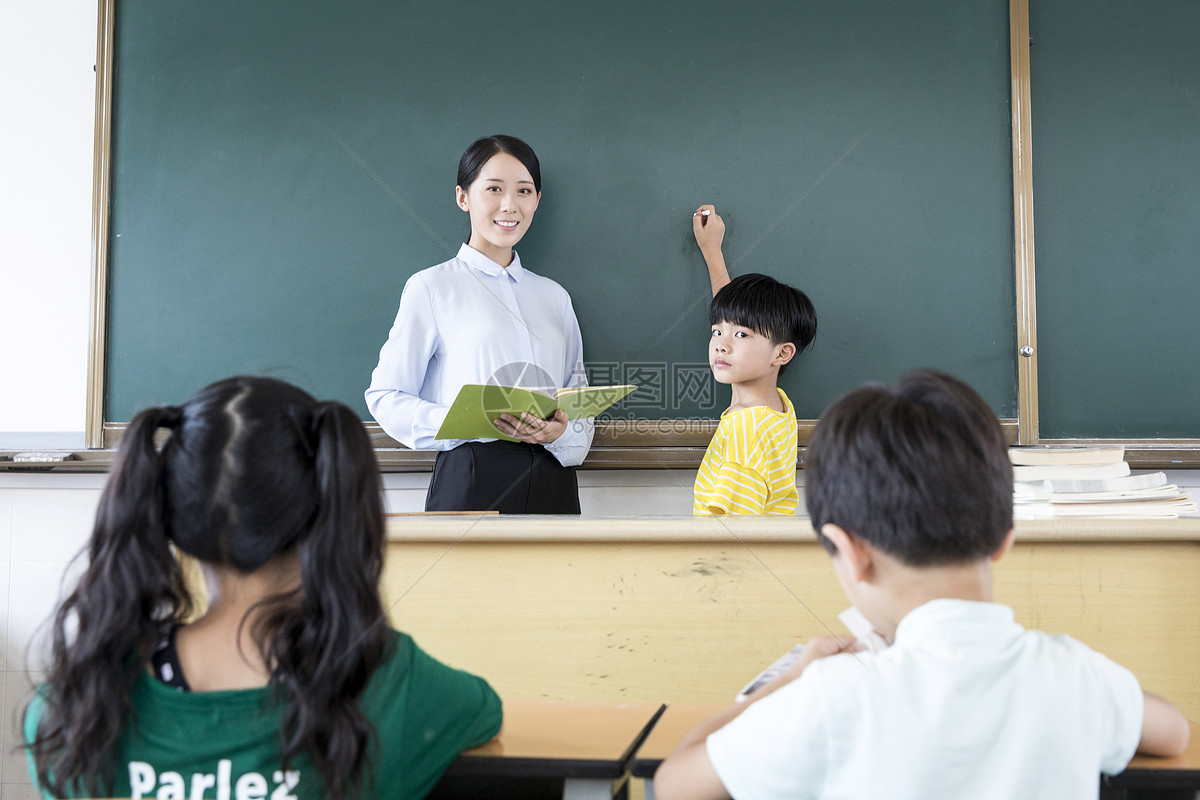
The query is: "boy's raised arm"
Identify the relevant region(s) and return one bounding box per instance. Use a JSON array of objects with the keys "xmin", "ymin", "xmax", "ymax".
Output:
[
  {"xmin": 1138, "ymin": 691, "xmax": 1190, "ymax": 757},
  {"xmin": 693, "ymin": 204, "xmax": 730, "ymax": 296}
]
